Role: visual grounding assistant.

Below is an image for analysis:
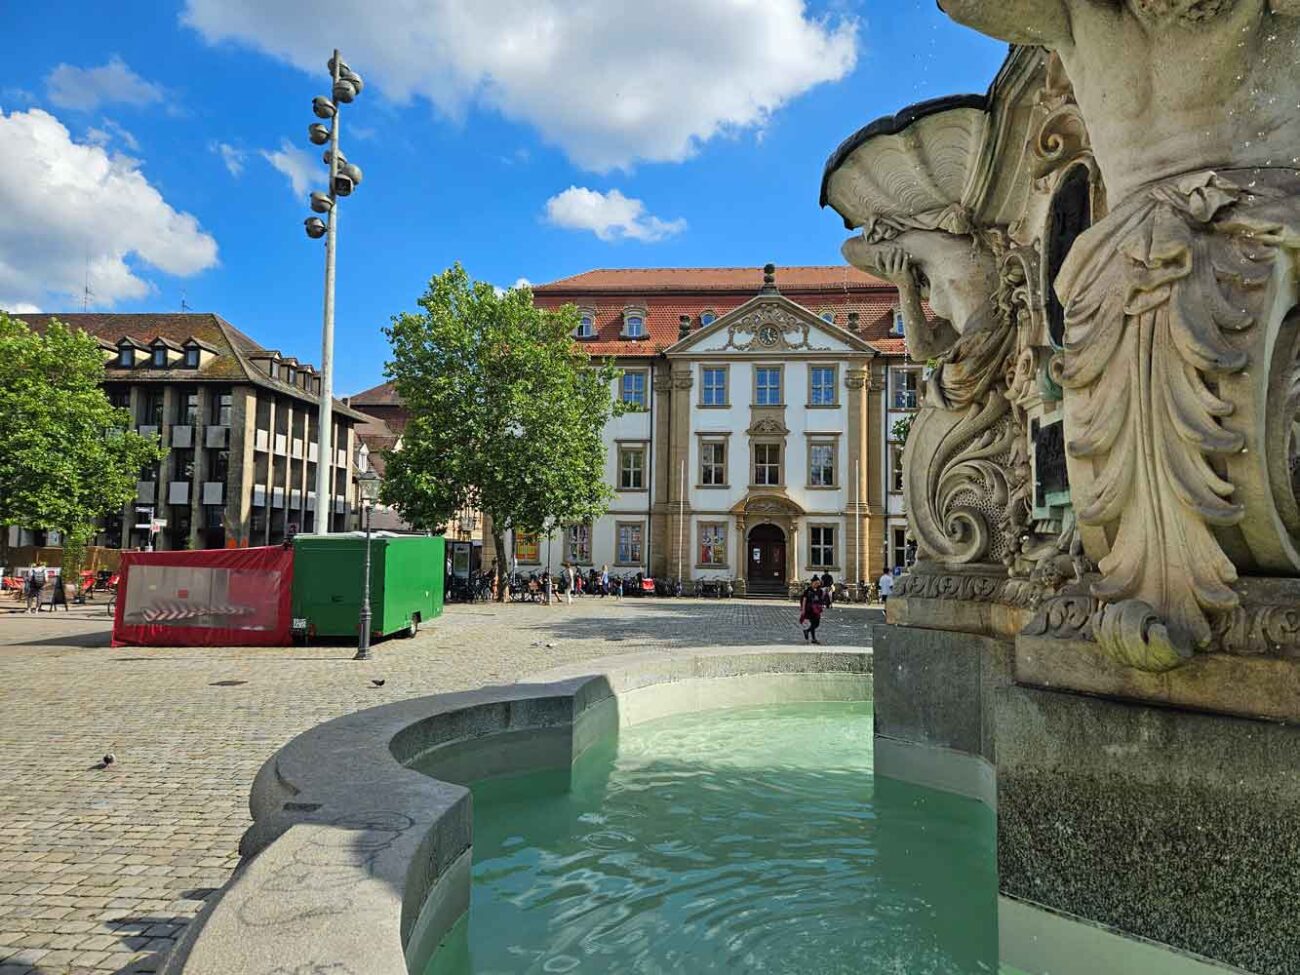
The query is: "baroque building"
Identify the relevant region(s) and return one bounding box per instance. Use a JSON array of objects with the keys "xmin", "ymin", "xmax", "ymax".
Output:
[
  {"xmin": 11, "ymin": 313, "xmax": 366, "ymax": 552},
  {"xmin": 352, "ymin": 265, "xmax": 916, "ymax": 592}
]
